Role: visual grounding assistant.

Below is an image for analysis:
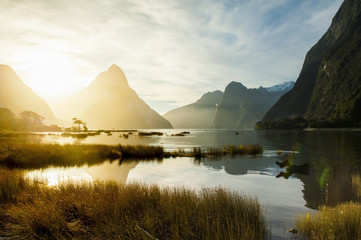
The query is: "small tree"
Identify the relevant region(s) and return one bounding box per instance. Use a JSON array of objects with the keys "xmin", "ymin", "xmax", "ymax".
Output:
[{"xmin": 72, "ymin": 118, "xmax": 87, "ymax": 131}]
